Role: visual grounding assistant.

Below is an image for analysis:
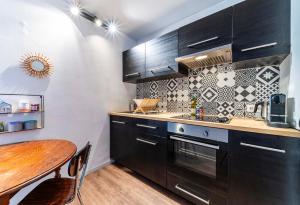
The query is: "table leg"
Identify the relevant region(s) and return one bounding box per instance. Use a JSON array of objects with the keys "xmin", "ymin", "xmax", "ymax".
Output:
[
  {"xmin": 55, "ymin": 167, "xmax": 61, "ymax": 178},
  {"xmin": 0, "ymin": 195, "xmax": 10, "ymax": 205}
]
